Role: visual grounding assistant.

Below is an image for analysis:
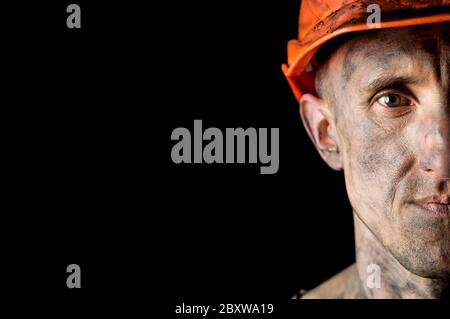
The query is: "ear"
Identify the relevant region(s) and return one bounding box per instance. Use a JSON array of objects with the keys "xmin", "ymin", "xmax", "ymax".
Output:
[{"xmin": 299, "ymin": 94, "xmax": 342, "ymax": 171}]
